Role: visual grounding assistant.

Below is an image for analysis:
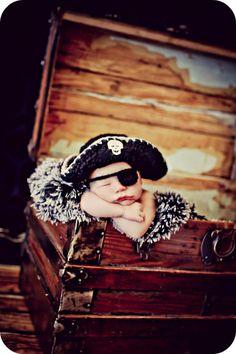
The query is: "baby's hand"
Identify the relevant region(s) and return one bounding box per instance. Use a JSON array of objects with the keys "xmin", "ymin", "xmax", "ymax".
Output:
[{"xmin": 122, "ymin": 202, "xmax": 145, "ymax": 222}]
